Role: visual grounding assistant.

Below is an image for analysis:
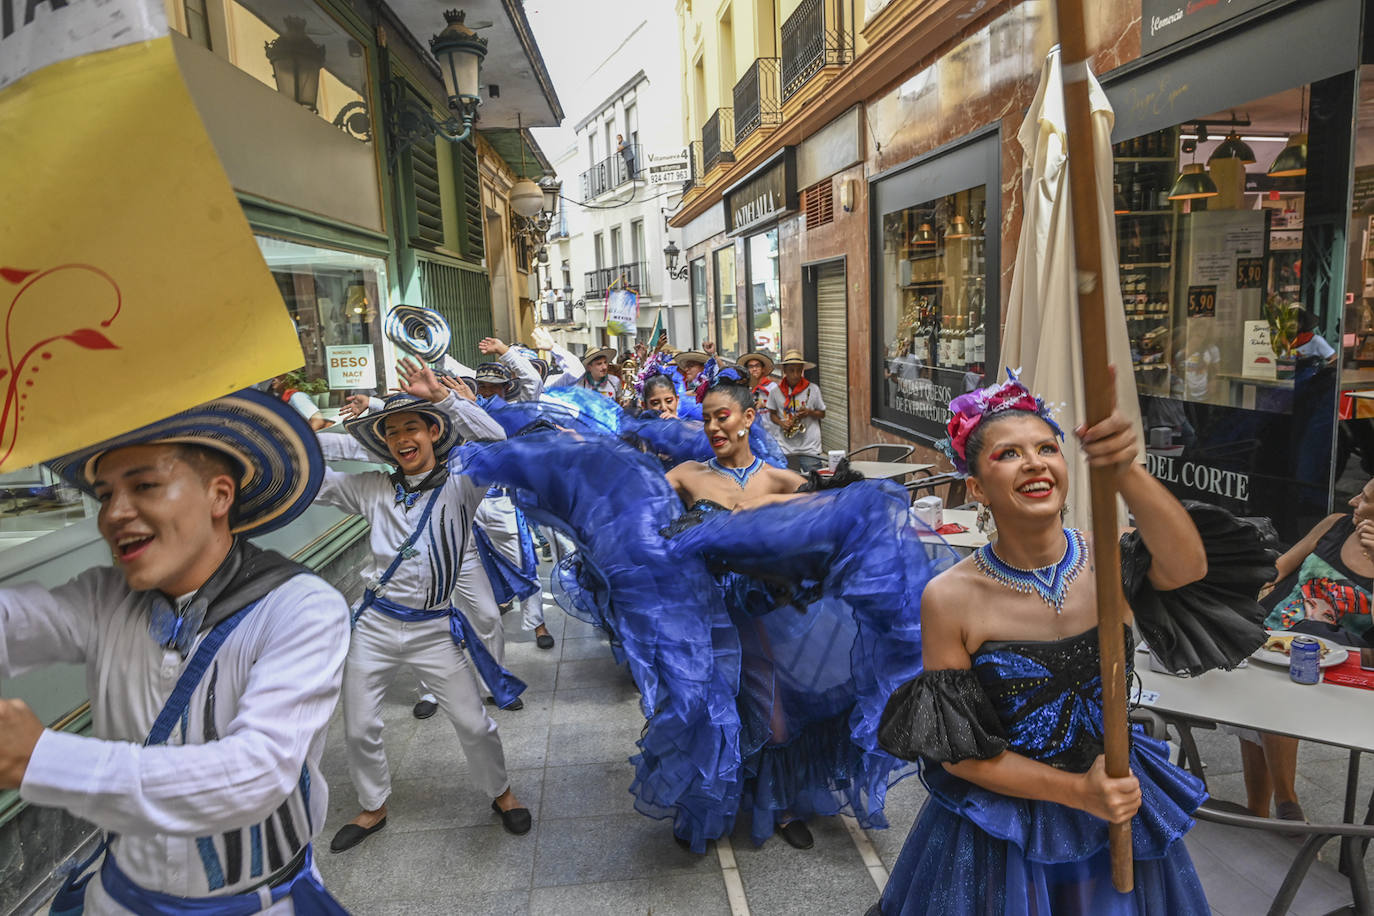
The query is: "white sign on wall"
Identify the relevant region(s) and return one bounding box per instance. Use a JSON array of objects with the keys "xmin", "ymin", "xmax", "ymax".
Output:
[
  {"xmin": 646, "ymin": 148, "xmax": 690, "ymax": 185},
  {"xmin": 326, "ymin": 344, "xmax": 377, "ymax": 390}
]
